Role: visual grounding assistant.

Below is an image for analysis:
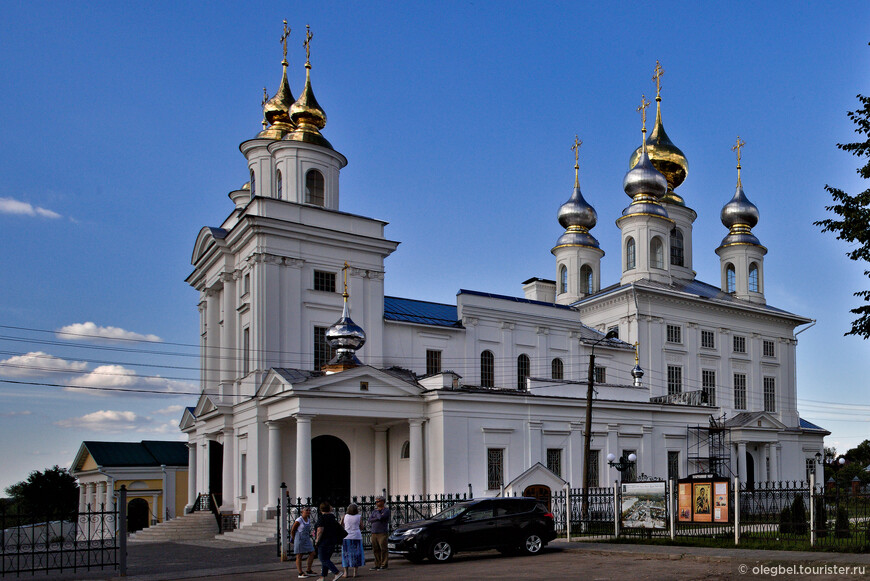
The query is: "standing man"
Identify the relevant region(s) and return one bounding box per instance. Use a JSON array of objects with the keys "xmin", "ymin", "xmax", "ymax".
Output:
[{"xmin": 368, "ymin": 495, "xmax": 390, "ymax": 571}]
